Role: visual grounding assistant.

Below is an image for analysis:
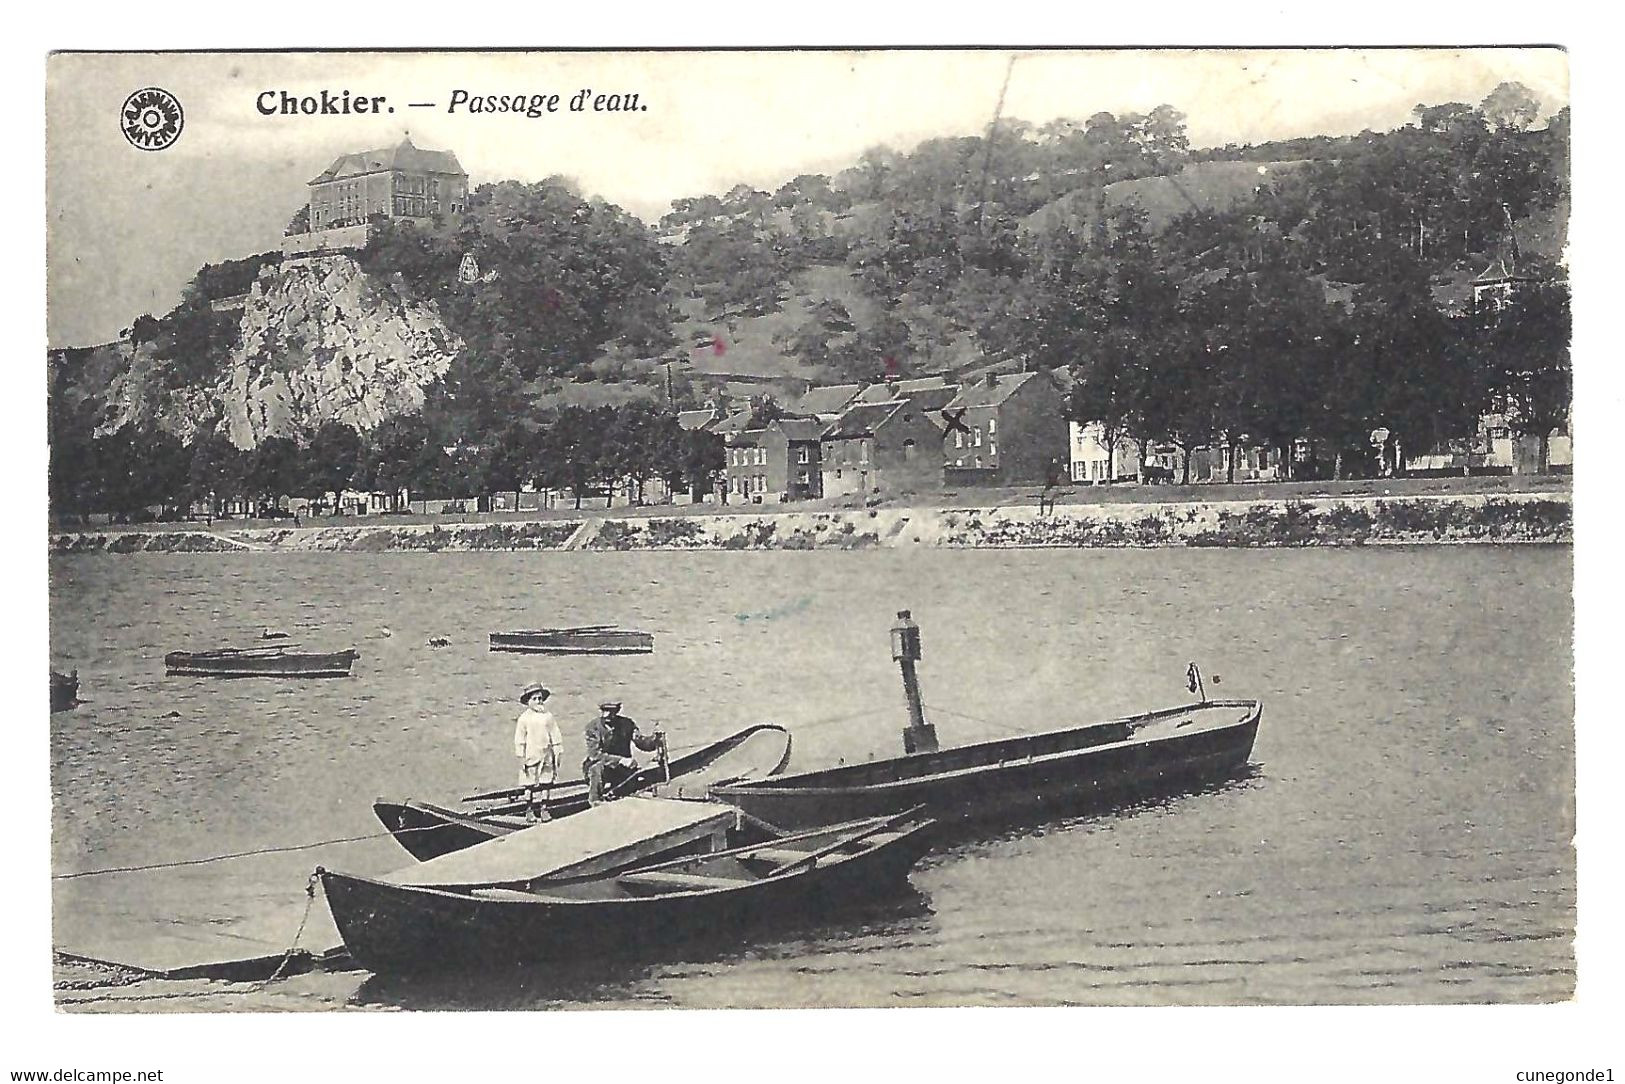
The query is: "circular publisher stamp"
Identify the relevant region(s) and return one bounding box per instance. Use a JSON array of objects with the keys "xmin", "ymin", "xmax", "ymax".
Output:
[{"xmin": 120, "ymin": 87, "xmax": 184, "ymax": 151}]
